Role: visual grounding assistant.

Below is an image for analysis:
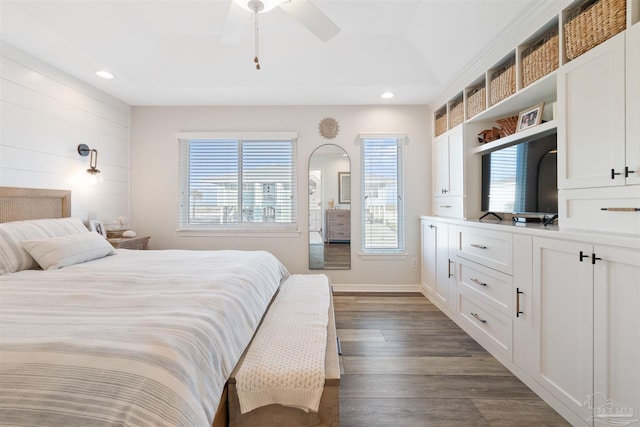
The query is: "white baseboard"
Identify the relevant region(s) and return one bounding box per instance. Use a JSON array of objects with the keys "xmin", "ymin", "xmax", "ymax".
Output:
[{"xmin": 331, "ymin": 283, "xmax": 422, "ymax": 293}]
